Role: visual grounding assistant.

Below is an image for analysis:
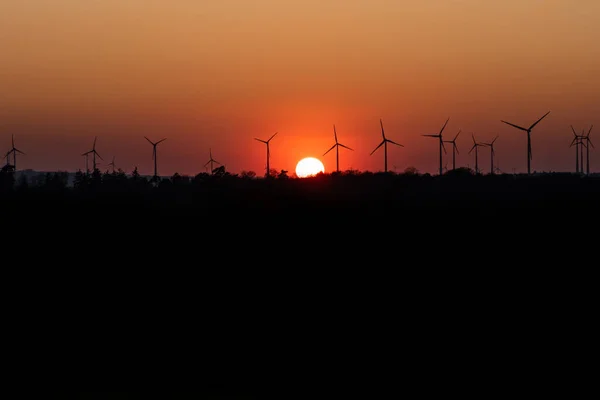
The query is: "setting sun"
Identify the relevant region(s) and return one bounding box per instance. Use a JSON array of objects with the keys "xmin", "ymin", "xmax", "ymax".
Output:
[{"xmin": 296, "ymin": 157, "xmax": 325, "ymax": 178}]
